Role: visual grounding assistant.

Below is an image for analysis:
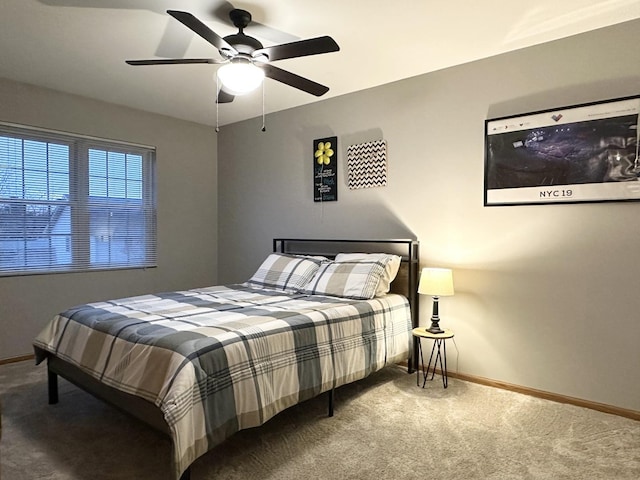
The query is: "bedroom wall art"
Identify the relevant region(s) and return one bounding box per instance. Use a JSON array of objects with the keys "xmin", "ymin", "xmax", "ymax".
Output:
[
  {"xmin": 485, "ymin": 95, "xmax": 640, "ymax": 206},
  {"xmin": 313, "ymin": 136, "xmax": 338, "ymax": 202},
  {"xmin": 347, "ymin": 139, "xmax": 387, "ymax": 189}
]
